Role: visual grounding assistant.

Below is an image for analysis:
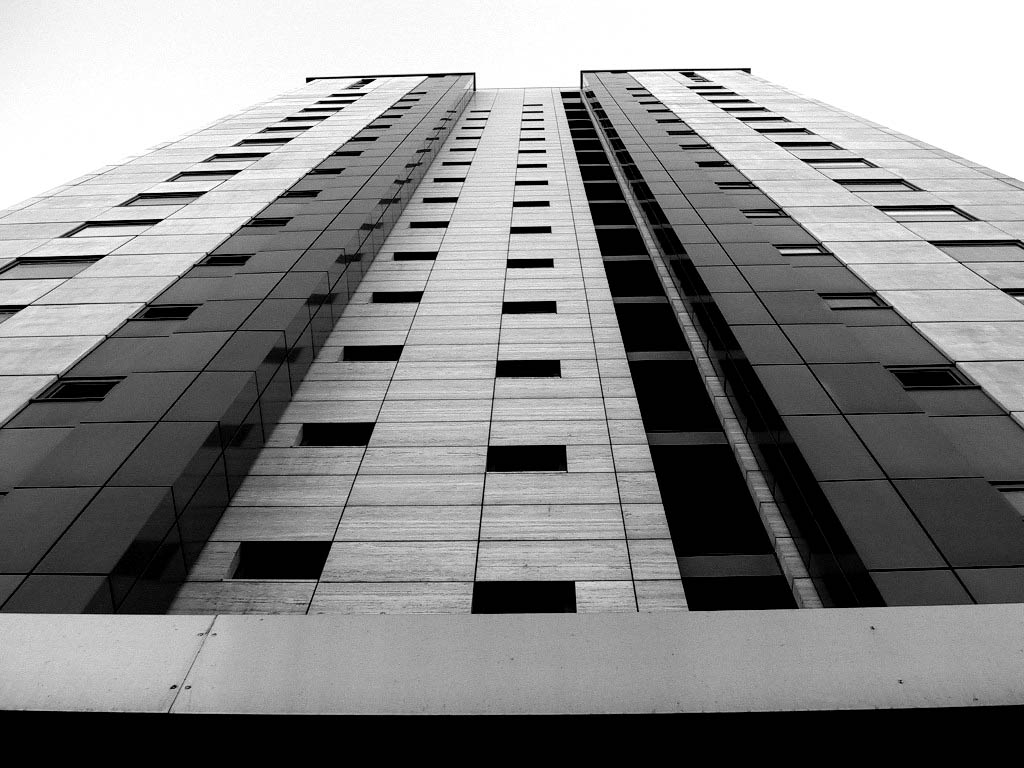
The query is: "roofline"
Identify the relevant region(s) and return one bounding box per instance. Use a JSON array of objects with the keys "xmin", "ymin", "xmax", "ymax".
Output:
[
  {"xmin": 306, "ymin": 72, "xmax": 476, "ymax": 90},
  {"xmin": 579, "ymin": 67, "xmax": 752, "ymax": 88}
]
